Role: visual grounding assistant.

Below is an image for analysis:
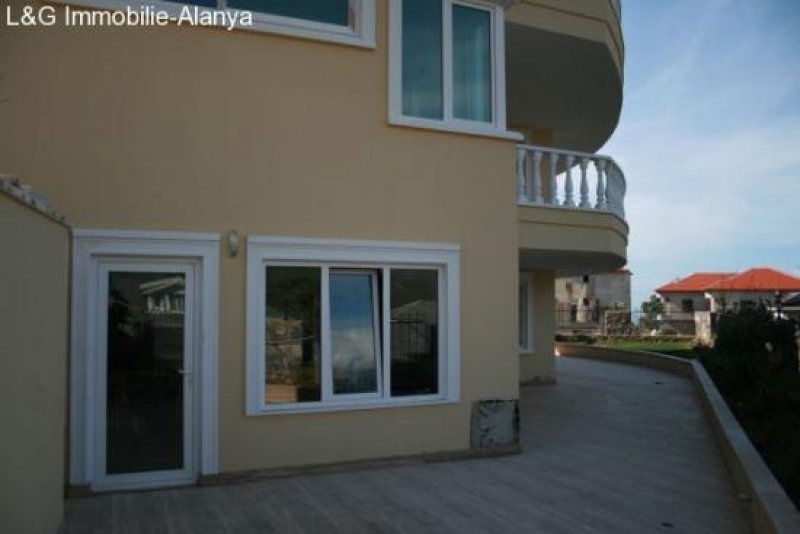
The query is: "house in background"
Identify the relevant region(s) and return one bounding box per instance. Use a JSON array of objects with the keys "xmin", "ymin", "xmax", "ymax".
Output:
[
  {"xmin": 655, "ymin": 272, "xmax": 734, "ymax": 315},
  {"xmin": 655, "ymin": 268, "xmax": 800, "ymax": 341},
  {"xmin": 656, "ymin": 268, "xmax": 800, "ymax": 314},
  {"xmin": 1, "ymin": 0, "xmax": 626, "ymax": 531},
  {"xmin": 554, "ymin": 268, "xmax": 631, "ymax": 335},
  {"xmin": 782, "ymin": 293, "xmax": 800, "ymax": 322}
]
